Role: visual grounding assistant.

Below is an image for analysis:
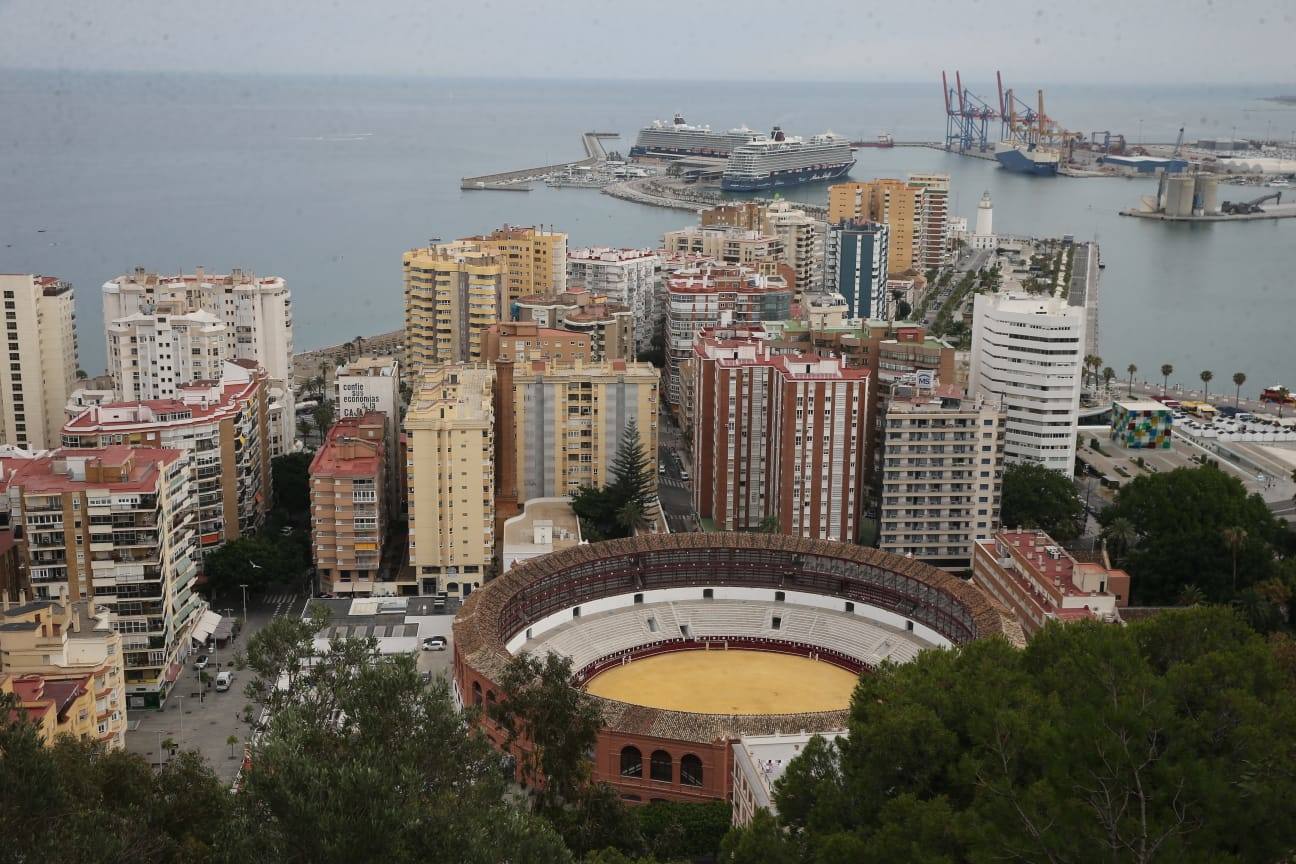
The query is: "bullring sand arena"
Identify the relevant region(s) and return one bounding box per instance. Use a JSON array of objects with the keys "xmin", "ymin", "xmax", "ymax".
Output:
[{"xmin": 584, "ymin": 649, "xmax": 859, "ymax": 714}]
